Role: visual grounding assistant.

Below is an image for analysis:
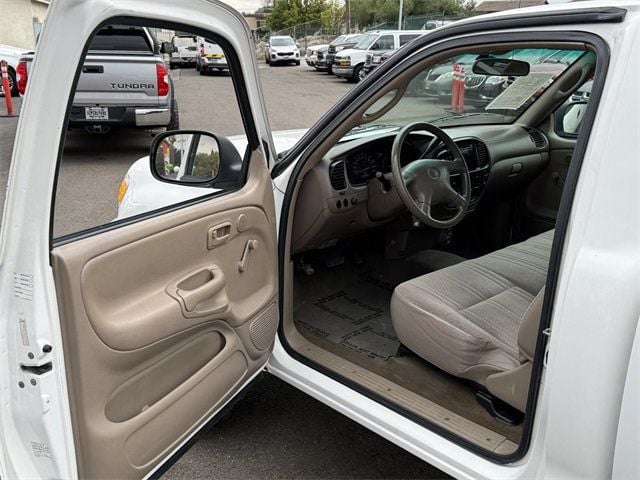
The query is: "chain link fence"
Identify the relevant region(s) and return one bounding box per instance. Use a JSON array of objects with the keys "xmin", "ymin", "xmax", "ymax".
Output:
[{"xmin": 257, "ymin": 13, "xmax": 472, "ymax": 59}]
